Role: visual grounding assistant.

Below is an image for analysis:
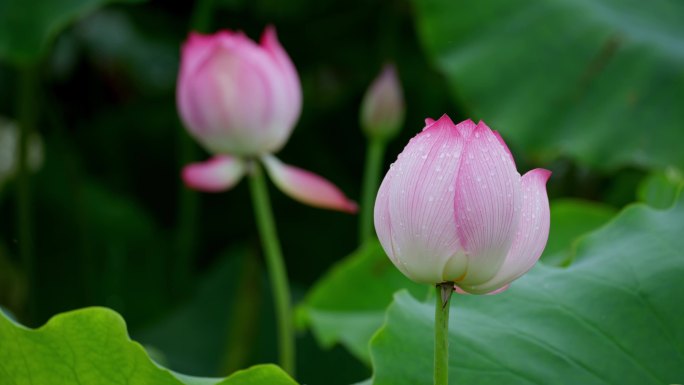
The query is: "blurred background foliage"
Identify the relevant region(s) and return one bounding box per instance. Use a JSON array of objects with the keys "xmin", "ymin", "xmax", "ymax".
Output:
[{"xmin": 0, "ymin": 0, "xmax": 682, "ymax": 384}]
